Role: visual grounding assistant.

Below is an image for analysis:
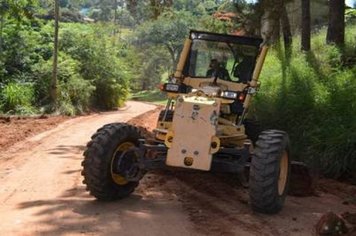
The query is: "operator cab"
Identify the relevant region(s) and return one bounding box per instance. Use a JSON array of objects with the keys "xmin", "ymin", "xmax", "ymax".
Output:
[
  {"xmin": 182, "ymin": 30, "xmax": 263, "ymax": 88},
  {"xmin": 178, "ymin": 31, "xmax": 263, "ymax": 119}
]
